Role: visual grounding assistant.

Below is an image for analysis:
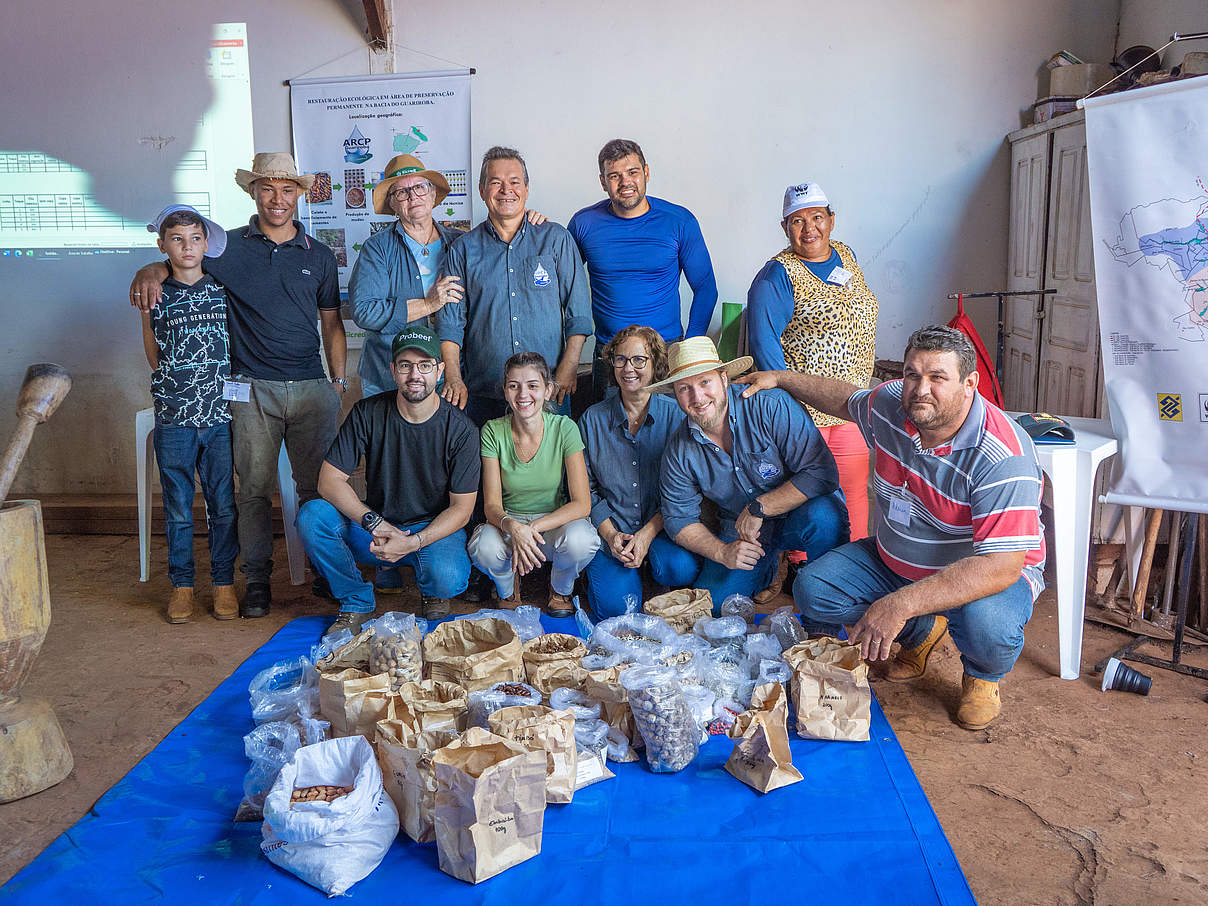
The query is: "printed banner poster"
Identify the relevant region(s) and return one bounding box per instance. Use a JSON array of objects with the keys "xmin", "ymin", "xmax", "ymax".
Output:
[
  {"xmin": 1084, "ymin": 77, "xmax": 1208, "ymax": 513},
  {"xmin": 289, "ymin": 71, "xmax": 472, "ymax": 296}
]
